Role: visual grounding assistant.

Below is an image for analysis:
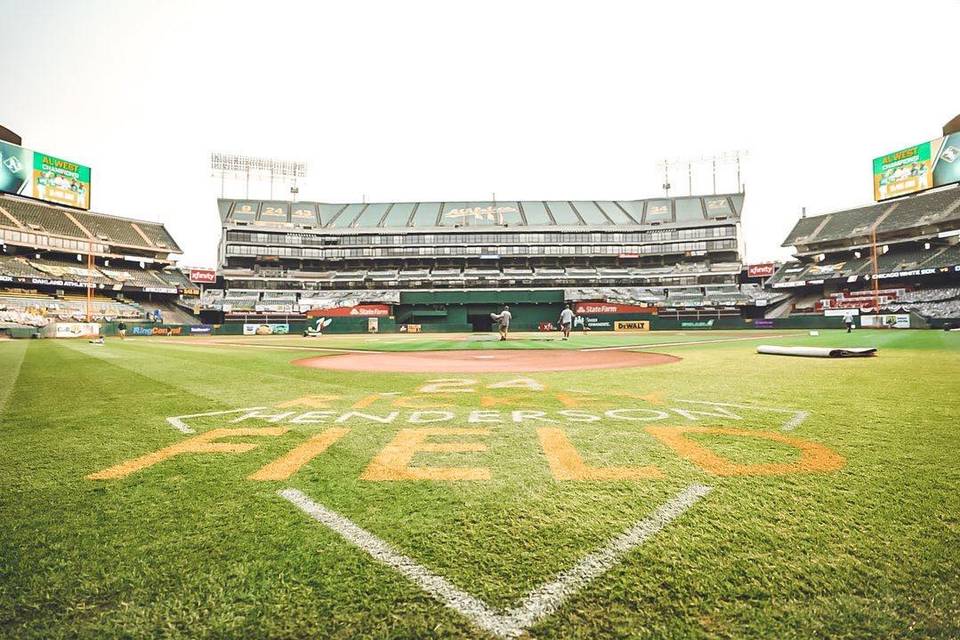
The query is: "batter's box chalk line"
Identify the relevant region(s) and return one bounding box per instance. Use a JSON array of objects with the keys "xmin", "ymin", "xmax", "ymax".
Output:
[{"xmin": 279, "ymin": 483, "xmax": 712, "ymax": 638}]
